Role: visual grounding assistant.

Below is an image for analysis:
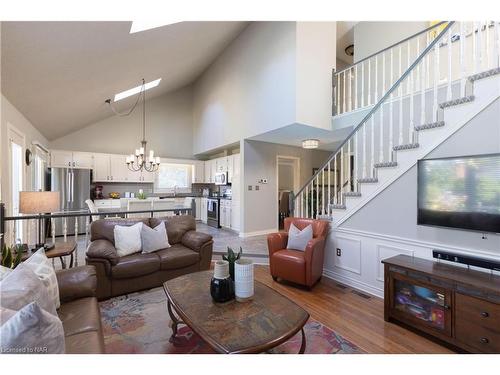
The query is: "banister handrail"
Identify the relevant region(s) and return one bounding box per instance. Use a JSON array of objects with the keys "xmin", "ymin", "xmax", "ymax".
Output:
[
  {"xmin": 294, "ymin": 21, "xmax": 454, "ymax": 200},
  {"xmin": 335, "ymin": 21, "xmax": 448, "ymax": 76}
]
